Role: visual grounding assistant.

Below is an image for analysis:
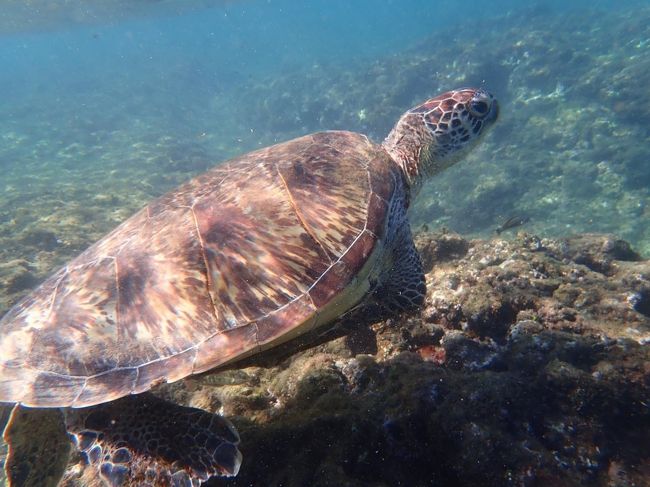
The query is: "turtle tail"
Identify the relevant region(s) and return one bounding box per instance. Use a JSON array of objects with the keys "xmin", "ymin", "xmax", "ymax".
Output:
[{"xmin": 65, "ymin": 392, "xmax": 241, "ymax": 486}]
